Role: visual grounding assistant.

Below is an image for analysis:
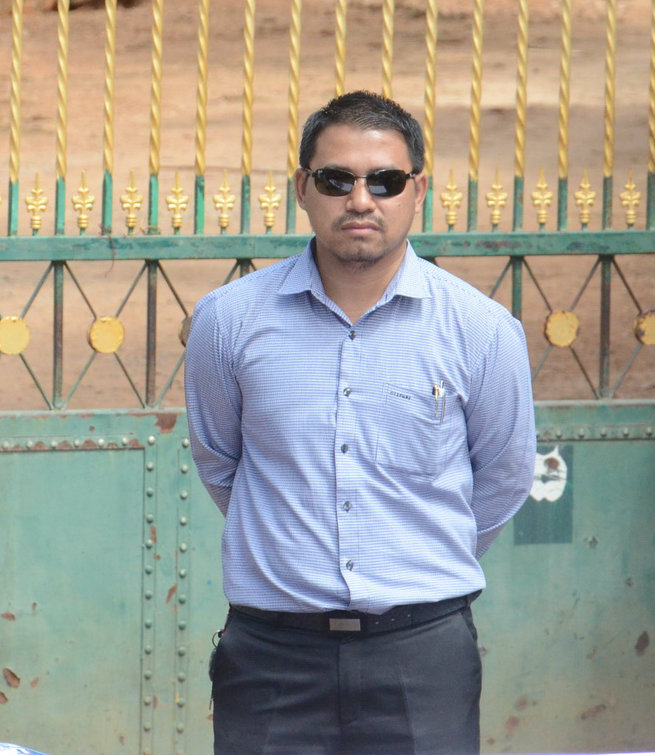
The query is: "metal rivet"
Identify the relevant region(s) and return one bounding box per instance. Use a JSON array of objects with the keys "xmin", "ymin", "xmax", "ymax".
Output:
[
  {"xmin": 148, "ymin": 436, "xmax": 156, "ymax": 446},
  {"xmin": 178, "ymin": 594, "xmax": 187, "ymax": 604},
  {"xmin": 600, "ymin": 428, "xmax": 607, "ymax": 437},
  {"xmin": 74, "ymin": 439, "xmax": 81, "ymax": 448},
  {"xmin": 144, "ymin": 670, "xmax": 152, "ymax": 680},
  {"xmin": 50, "ymin": 440, "xmax": 58, "ymax": 449},
  {"xmin": 146, "ymin": 461, "xmax": 155, "ymax": 471},
  {"xmin": 146, "ymin": 487, "xmax": 154, "ymax": 497},
  {"xmin": 98, "ymin": 438, "xmax": 105, "ymax": 447},
  {"xmin": 121, "ymin": 437, "xmax": 129, "ymax": 446},
  {"xmin": 144, "ymin": 619, "xmax": 153, "ymax": 628},
  {"xmin": 144, "ymin": 565, "xmax": 153, "ymax": 575},
  {"xmin": 143, "ymin": 723, "xmax": 152, "ymax": 732},
  {"xmin": 180, "ymin": 464, "xmax": 189, "ymax": 473},
  {"xmin": 180, "ymin": 542, "xmax": 188, "ymax": 552},
  {"xmin": 622, "ymin": 427, "xmax": 630, "ymax": 437},
  {"xmin": 144, "ymin": 645, "xmax": 153, "ymax": 655},
  {"xmin": 179, "ymin": 516, "xmax": 188, "ymax": 526},
  {"xmin": 182, "ymin": 438, "xmax": 190, "ymax": 448},
  {"xmin": 144, "ymin": 590, "xmax": 153, "ymax": 600},
  {"xmin": 179, "ymin": 568, "xmax": 187, "ymax": 578},
  {"xmin": 146, "ymin": 513, "xmax": 154, "ymax": 523},
  {"xmin": 177, "ymin": 672, "xmax": 186, "ymax": 682},
  {"xmin": 177, "ymin": 698, "xmax": 186, "ymax": 708},
  {"xmin": 178, "ymin": 620, "xmax": 187, "ymax": 631},
  {"xmin": 577, "ymin": 428, "xmax": 586, "ymax": 438},
  {"xmin": 144, "ymin": 696, "xmax": 152, "ymax": 706},
  {"xmin": 179, "ymin": 490, "xmax": 188, "ymax": 500},
  {"xmin": 178, "ymin": 646, "xmax": 187, "ymax": 656},
  {"xmin": 555, "ymin": 429, "xmax": 563, "ymax": 439},
  {"xmin": 646, "ymin": 427, "xmax": 653, "ymax": 436},
  {"xmin": 2, "ymin": 441, "xmax": 9, "ymax": 450},
  {"xmin": 176, "ymin": 723, "xmax": 185, "ymax": 733},
  {"xmin": 145, "ymin": 539, "xmax": 154, "ymax": 549},
  {"xmin": 26, "ymin": 440, "xmax": 33, "ymax": 449}
]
